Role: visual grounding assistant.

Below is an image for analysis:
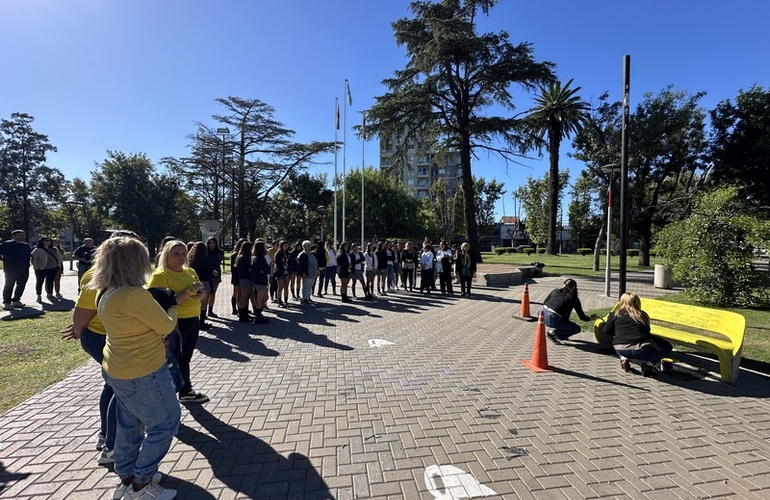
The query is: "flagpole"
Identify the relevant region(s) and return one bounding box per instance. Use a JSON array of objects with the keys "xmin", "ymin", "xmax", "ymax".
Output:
[
  {"xmin": 342, "ymin": 79, "xmax": 349, "ymax": 244},
  {"xmin": 361, "ymin": 112, "xmax": 366, "ymax": 247},
  {"xmin": 333, "ymin": 98, "xmax": 339, "ymax": 247}
]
